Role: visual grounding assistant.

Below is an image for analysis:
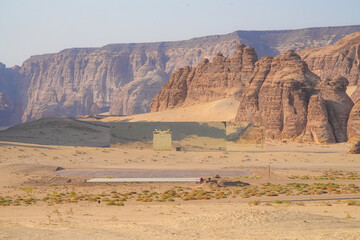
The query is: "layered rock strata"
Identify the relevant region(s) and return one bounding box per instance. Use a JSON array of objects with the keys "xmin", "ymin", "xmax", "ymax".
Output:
[
  {"xmin": 298, "ymin": 31, "xmax": 360, "ymax": 88},
  {"xmin": 301, "ymin": 77, "xmax": 353, "ymax": 143},
  {"xmin": 19, "ymin": 41, "xmax": 241, "ymax": 122},
  {"xmin": 236, "ymin": 50, "xmax": 323, "ymax": 141},
  {"xmin": 152, "ymin": 44, "xmax": 355, "ymax": 143},
  {"xmin": 241, "ymin": 60, "xmax": 354, "ymax": 143},
  {"xmin": 150, "ymin": 45, "xmax": 258, "ymax": 111},
  {"xmin": 1, "ymin": 26, "xmax": 360, "ymax": 127},
  {"xmin": 348, "ymin": 100, "xmax": 360, "ymax": 141},
  {"xmin": 302, "ymin": 94, "xmax": 336, "ymax": 143},
  {"xmin": 0, "ymin": 63, "xmax": 20, "ymax": 126}
]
